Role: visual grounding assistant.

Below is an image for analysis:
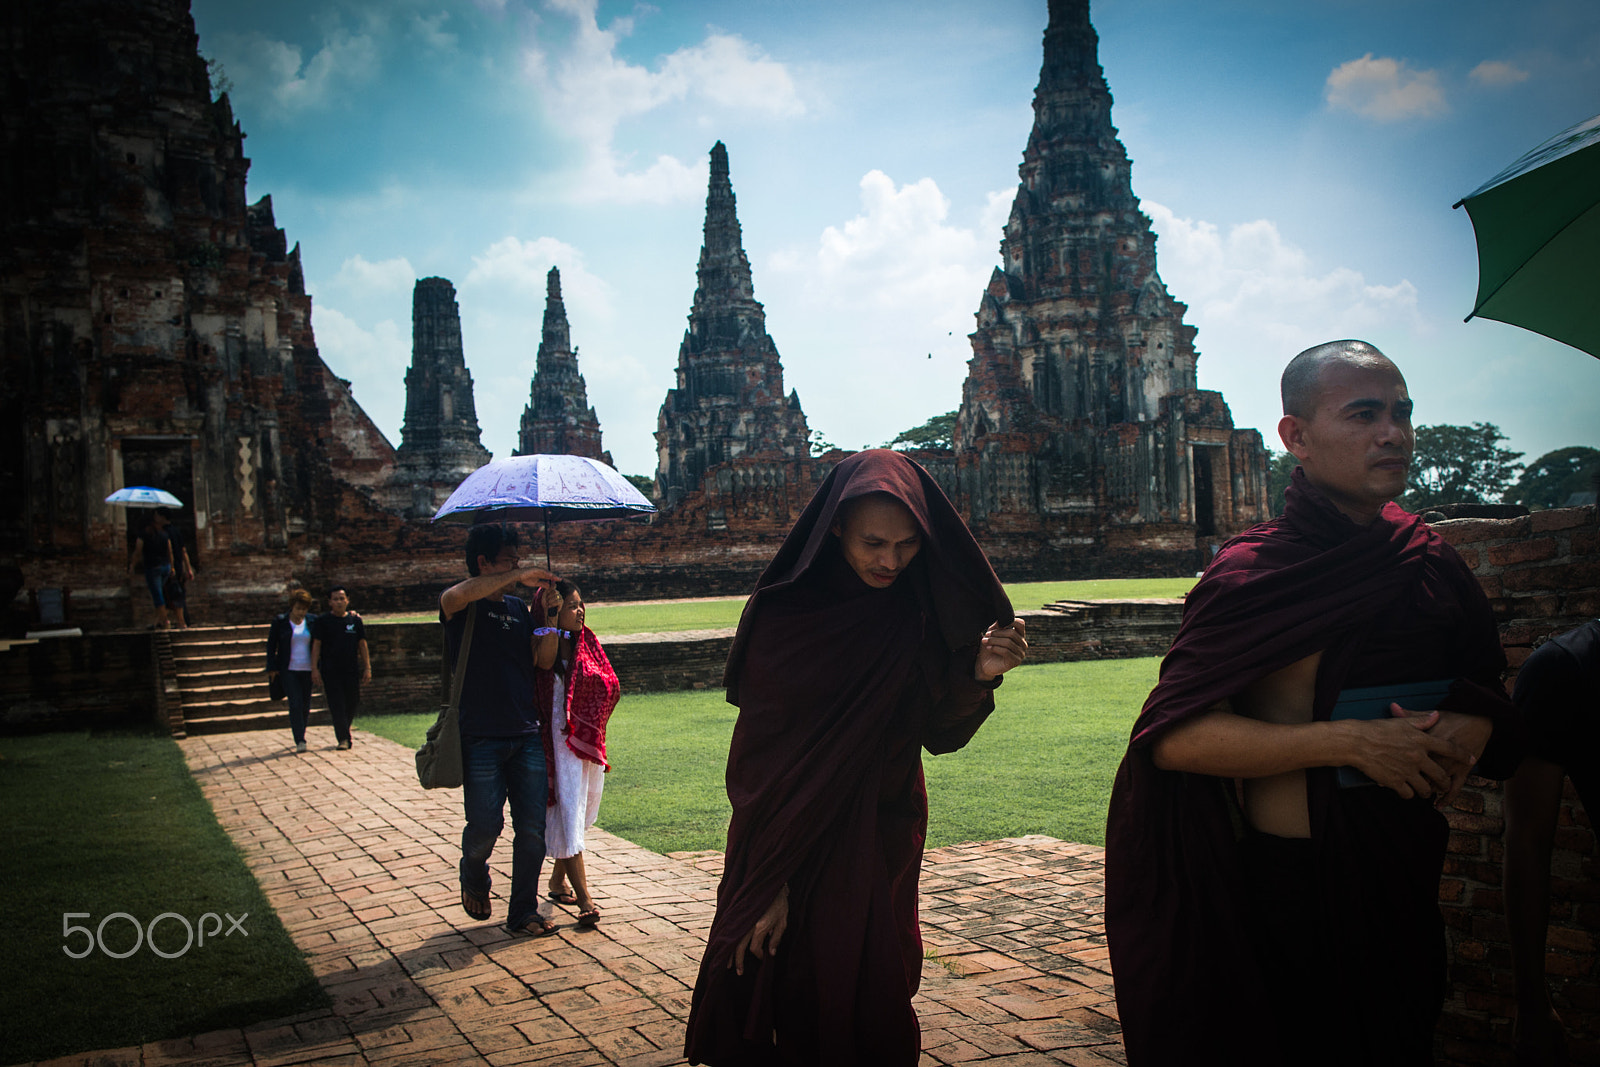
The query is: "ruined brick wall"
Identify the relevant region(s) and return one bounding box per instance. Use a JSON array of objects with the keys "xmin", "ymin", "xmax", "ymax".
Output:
[
  {"xmin": 0, "ymin": 632, "xmax": 160, "ymax": 731},
  {"xmin": 1432, "ymin": 505, "xmax": 1600, "ymax": 1066}
]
